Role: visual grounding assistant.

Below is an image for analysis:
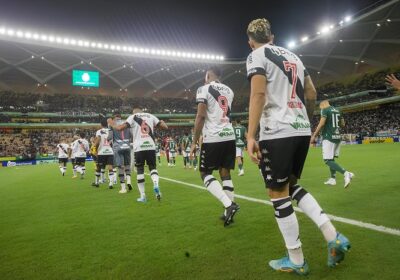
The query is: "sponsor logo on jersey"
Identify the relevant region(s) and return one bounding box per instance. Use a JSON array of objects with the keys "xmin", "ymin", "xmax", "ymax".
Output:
[
  {"xmin": 290, "ymin": 114, "xmax": 310, "ymax": 130},
  {"xmin": 218, "ymin": 127, "xmax": 234, "ymax": 138},
  {"xmin": 140, "ymin": 140, "xmax": 154, "ymax": 149}
]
